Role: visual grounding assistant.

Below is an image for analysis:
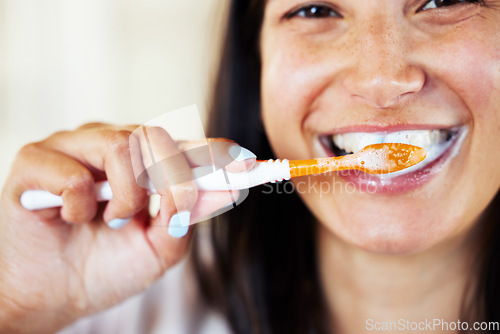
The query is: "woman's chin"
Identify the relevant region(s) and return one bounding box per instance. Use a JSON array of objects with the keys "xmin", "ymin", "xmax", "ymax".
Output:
[
  {"xmin": 314, "ymin": 195, "xmax": 462, "ymax": 256},
  {"xmin": 325, "ymin": 221, "xmax": 440, "ymax": 256},
  {"xmin": 320, "ymin": 223, "xmax": 434, "ymax": 256}
]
